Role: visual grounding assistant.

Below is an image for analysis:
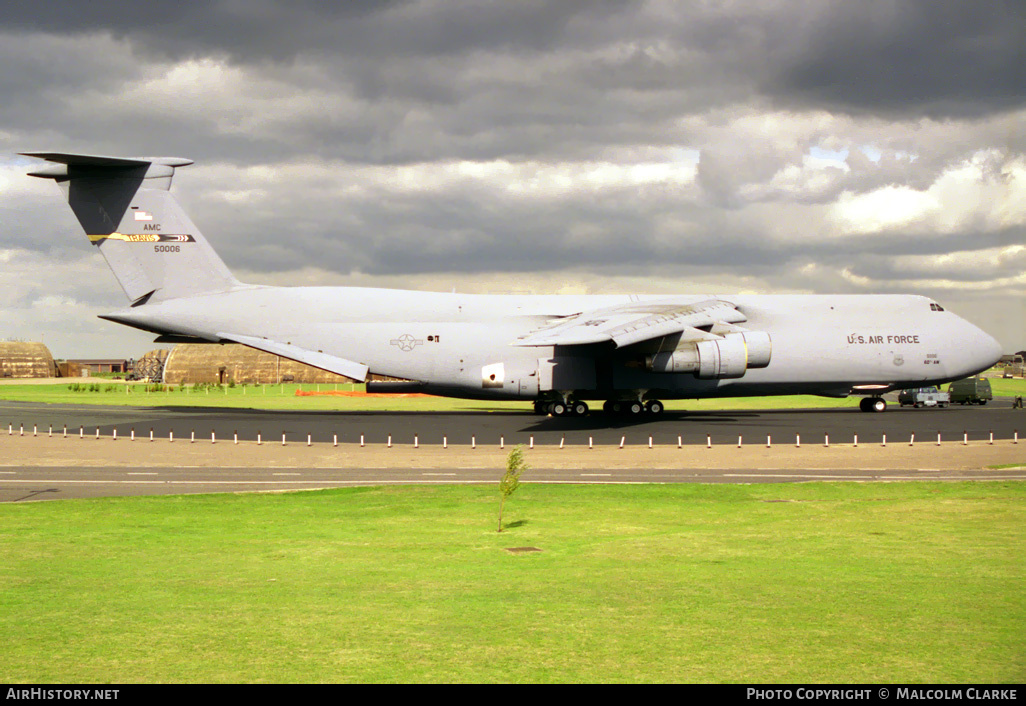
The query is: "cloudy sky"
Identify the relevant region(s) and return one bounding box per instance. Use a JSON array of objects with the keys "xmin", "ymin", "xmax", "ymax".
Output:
[{"xmin": 1, "ymin": 0, "xmax": 1023, "ymax": 358}]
